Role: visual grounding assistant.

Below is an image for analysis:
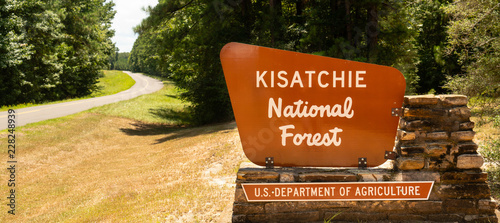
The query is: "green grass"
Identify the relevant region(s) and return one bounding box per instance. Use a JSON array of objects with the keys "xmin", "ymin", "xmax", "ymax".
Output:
[
  {"xmin": 92, "ymin": 70, "xmax": 136, "ymax": 97},
  {"xmin": 0, "ymin": 70, "xmax": 135, "ymax": 112},
  {"xmin": 89, "ymin": 81, "xmax": 191, "ymax": 125}
]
